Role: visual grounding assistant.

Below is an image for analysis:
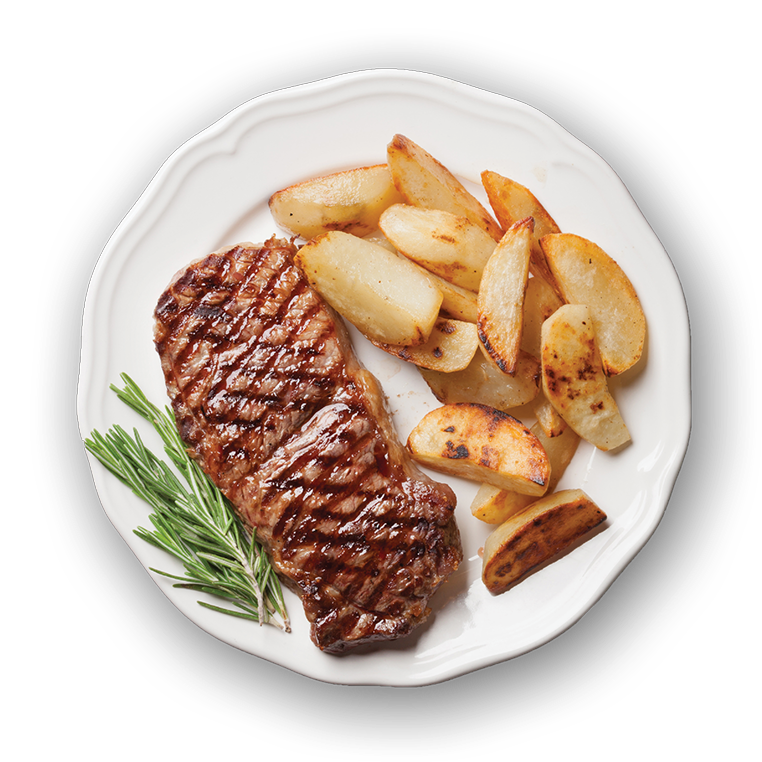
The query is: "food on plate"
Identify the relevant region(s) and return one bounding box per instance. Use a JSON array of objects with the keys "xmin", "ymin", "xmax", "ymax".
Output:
[
  {"xmin": 136, "ymin": 134, "xmax": 647, "ymax": 639},
  {"xmin": 420, "ymin": 267, "xmax": 479, "ymax": 323},
  {"xmin": 482, "ymin": 170, "xmax": 561, "ymax": 288},
  {"xmin": 387, "ymin": 134, "xmax": 503, "ymax": 240},
  {"xmin": 470, "ymin": 421, "xmax": 580, "ymax": 523},
  {"xmin": 520, "ymin": 272, "xmax": 564, "ymax": 357},
  {"xmin": 482, "ymin": 489, "xmax": 607, "ymax": 594},
  {"xmin": 477, "ymin": 217, "xmax": 533, "ymax": 375},
  {"xmin": 419, "ymin": 349, "xmax": 540, "ymax": 411},
  {"xmin": 532, "ymin": 394, "xmax": 565, "ymax": 438},
  {"xmin": 540, "ymin": 233, "xmax": 646, "ymax": 375},
  {"xmin": 520, "ymin": 276, "xmax": 567, "ymax": 436},
  {"xmin": 295, "ymin": 230, "xmax": 443, "ymax": 346},
  {"xmin": 361, "ymin": 231, "xmax": 480, "ymax": 322},
  {"xmin": 541, "ymin": 304, "xmax": 631, "ymax": 451},
  {"xmin": 371, "ymin": 318, "xmax": 479, "ymax": 372},
  {"xmin": 85, "ymin": 376, "xmax": 290, "ymax": 631},
  {"xmin": 269, "ymin": 164, "xmax": 404, "ymax": 240},
  {"xmin": 153, "ymin": 237, "xmax": 463, "ymax": 653},
  {"xmin": 379, "ymin": 204, "xmax": 496, "ymax": 292},
  {"xmin": 406, "ymin": 403, "xmax": 550, "ymax": 495}
]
